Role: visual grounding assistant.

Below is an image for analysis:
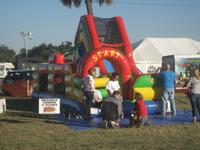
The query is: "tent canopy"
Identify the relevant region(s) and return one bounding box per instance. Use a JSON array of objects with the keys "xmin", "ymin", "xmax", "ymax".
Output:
[{"xmin": 132, "ymin": 38, "xmax": 200, "ymax": 62}]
